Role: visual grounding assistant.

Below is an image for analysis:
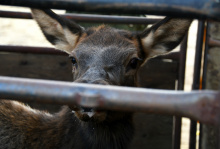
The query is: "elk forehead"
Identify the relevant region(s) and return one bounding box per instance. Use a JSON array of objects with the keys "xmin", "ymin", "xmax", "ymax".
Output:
[{"xmin": 71, "ymin": 26, "xmax": 139, "ymax": 65}]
